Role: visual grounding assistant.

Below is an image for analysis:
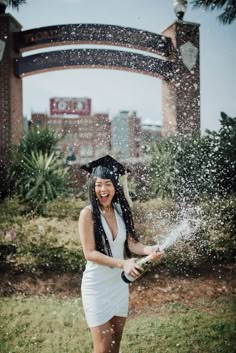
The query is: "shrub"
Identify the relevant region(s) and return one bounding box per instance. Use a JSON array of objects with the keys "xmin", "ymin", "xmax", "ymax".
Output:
[
  {"xmin": 133, "ymin": 197, "xmax": 236, "ymax": 272},
  {"xmin": 28, "ymin": 241, "xmax": 85, "ymax": 272},
  {"xmin": 0, "ymin": 195, "xmax": 235, "ymax": 273},
  {"xmin": 8, "ymin": 126, "xmax": 69, "ymax": 215},
  {"xmin": 0, "ymin": 160, "xmax": 11, "ymax": 201},
  {"xmin": 12, "ymin": 151, "xmax": 69, "ymax": 215},
  {"xmin": 148, "ymin": 138, "xmax": 177, "ymax": 199},
  {"xmin": 14, "ymin": 125, "xmax": 62, "ymax": 156},
  {"xmin": 0, "ymin": 197, "xmax": 85, "ymax": 272},
  {"xmin": 148, "ymin": 113, "xmax": 236, "ymax": 202},
  {"xmin": 205, "ymin": 112, "xmax": 236, "ymax": 195}
]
